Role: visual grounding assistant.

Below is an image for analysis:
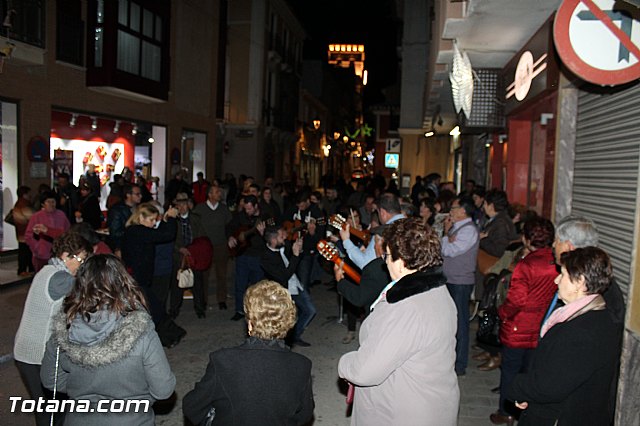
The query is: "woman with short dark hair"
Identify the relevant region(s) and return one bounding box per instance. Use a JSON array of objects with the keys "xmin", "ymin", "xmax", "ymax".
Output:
[
  {"xmin": 506, "ymin": 247, "xmax": 621, "ymax": 426},
  {"xmin": 183, "ymin": 280, "xmax": 314, "ymax": 425},
  {"xmin": 339, "ymin": 218, "xmax": 459, "ymax": 425},
  {"xmin": 14, "ymin": 231, "xmax": 92, "ymax": 426},
  {"xmin": 40, "ymin": 254, "xmax": 175, "ymax": 426},
  {"xmin": 489, "ymin": 217, "xmax": 559, "ymax": 425}
]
